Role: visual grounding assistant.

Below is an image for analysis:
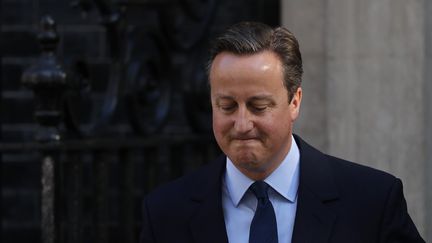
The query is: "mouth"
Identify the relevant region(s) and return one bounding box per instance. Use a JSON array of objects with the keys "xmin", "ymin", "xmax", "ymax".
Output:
[
  {"xmin": 231, "ymin": 137, "xmax": 259, "ymax": 144},
  {"xmin": 229, "ymin": 133, "xmax": 261, "ymax": 144},
  {"xmin": 232, "ymin": 136, "xmax": 257, "ymax": 140},
  {"xmin": 236, "ymin": 137, "xmax": 255, "ymax": 140}
]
